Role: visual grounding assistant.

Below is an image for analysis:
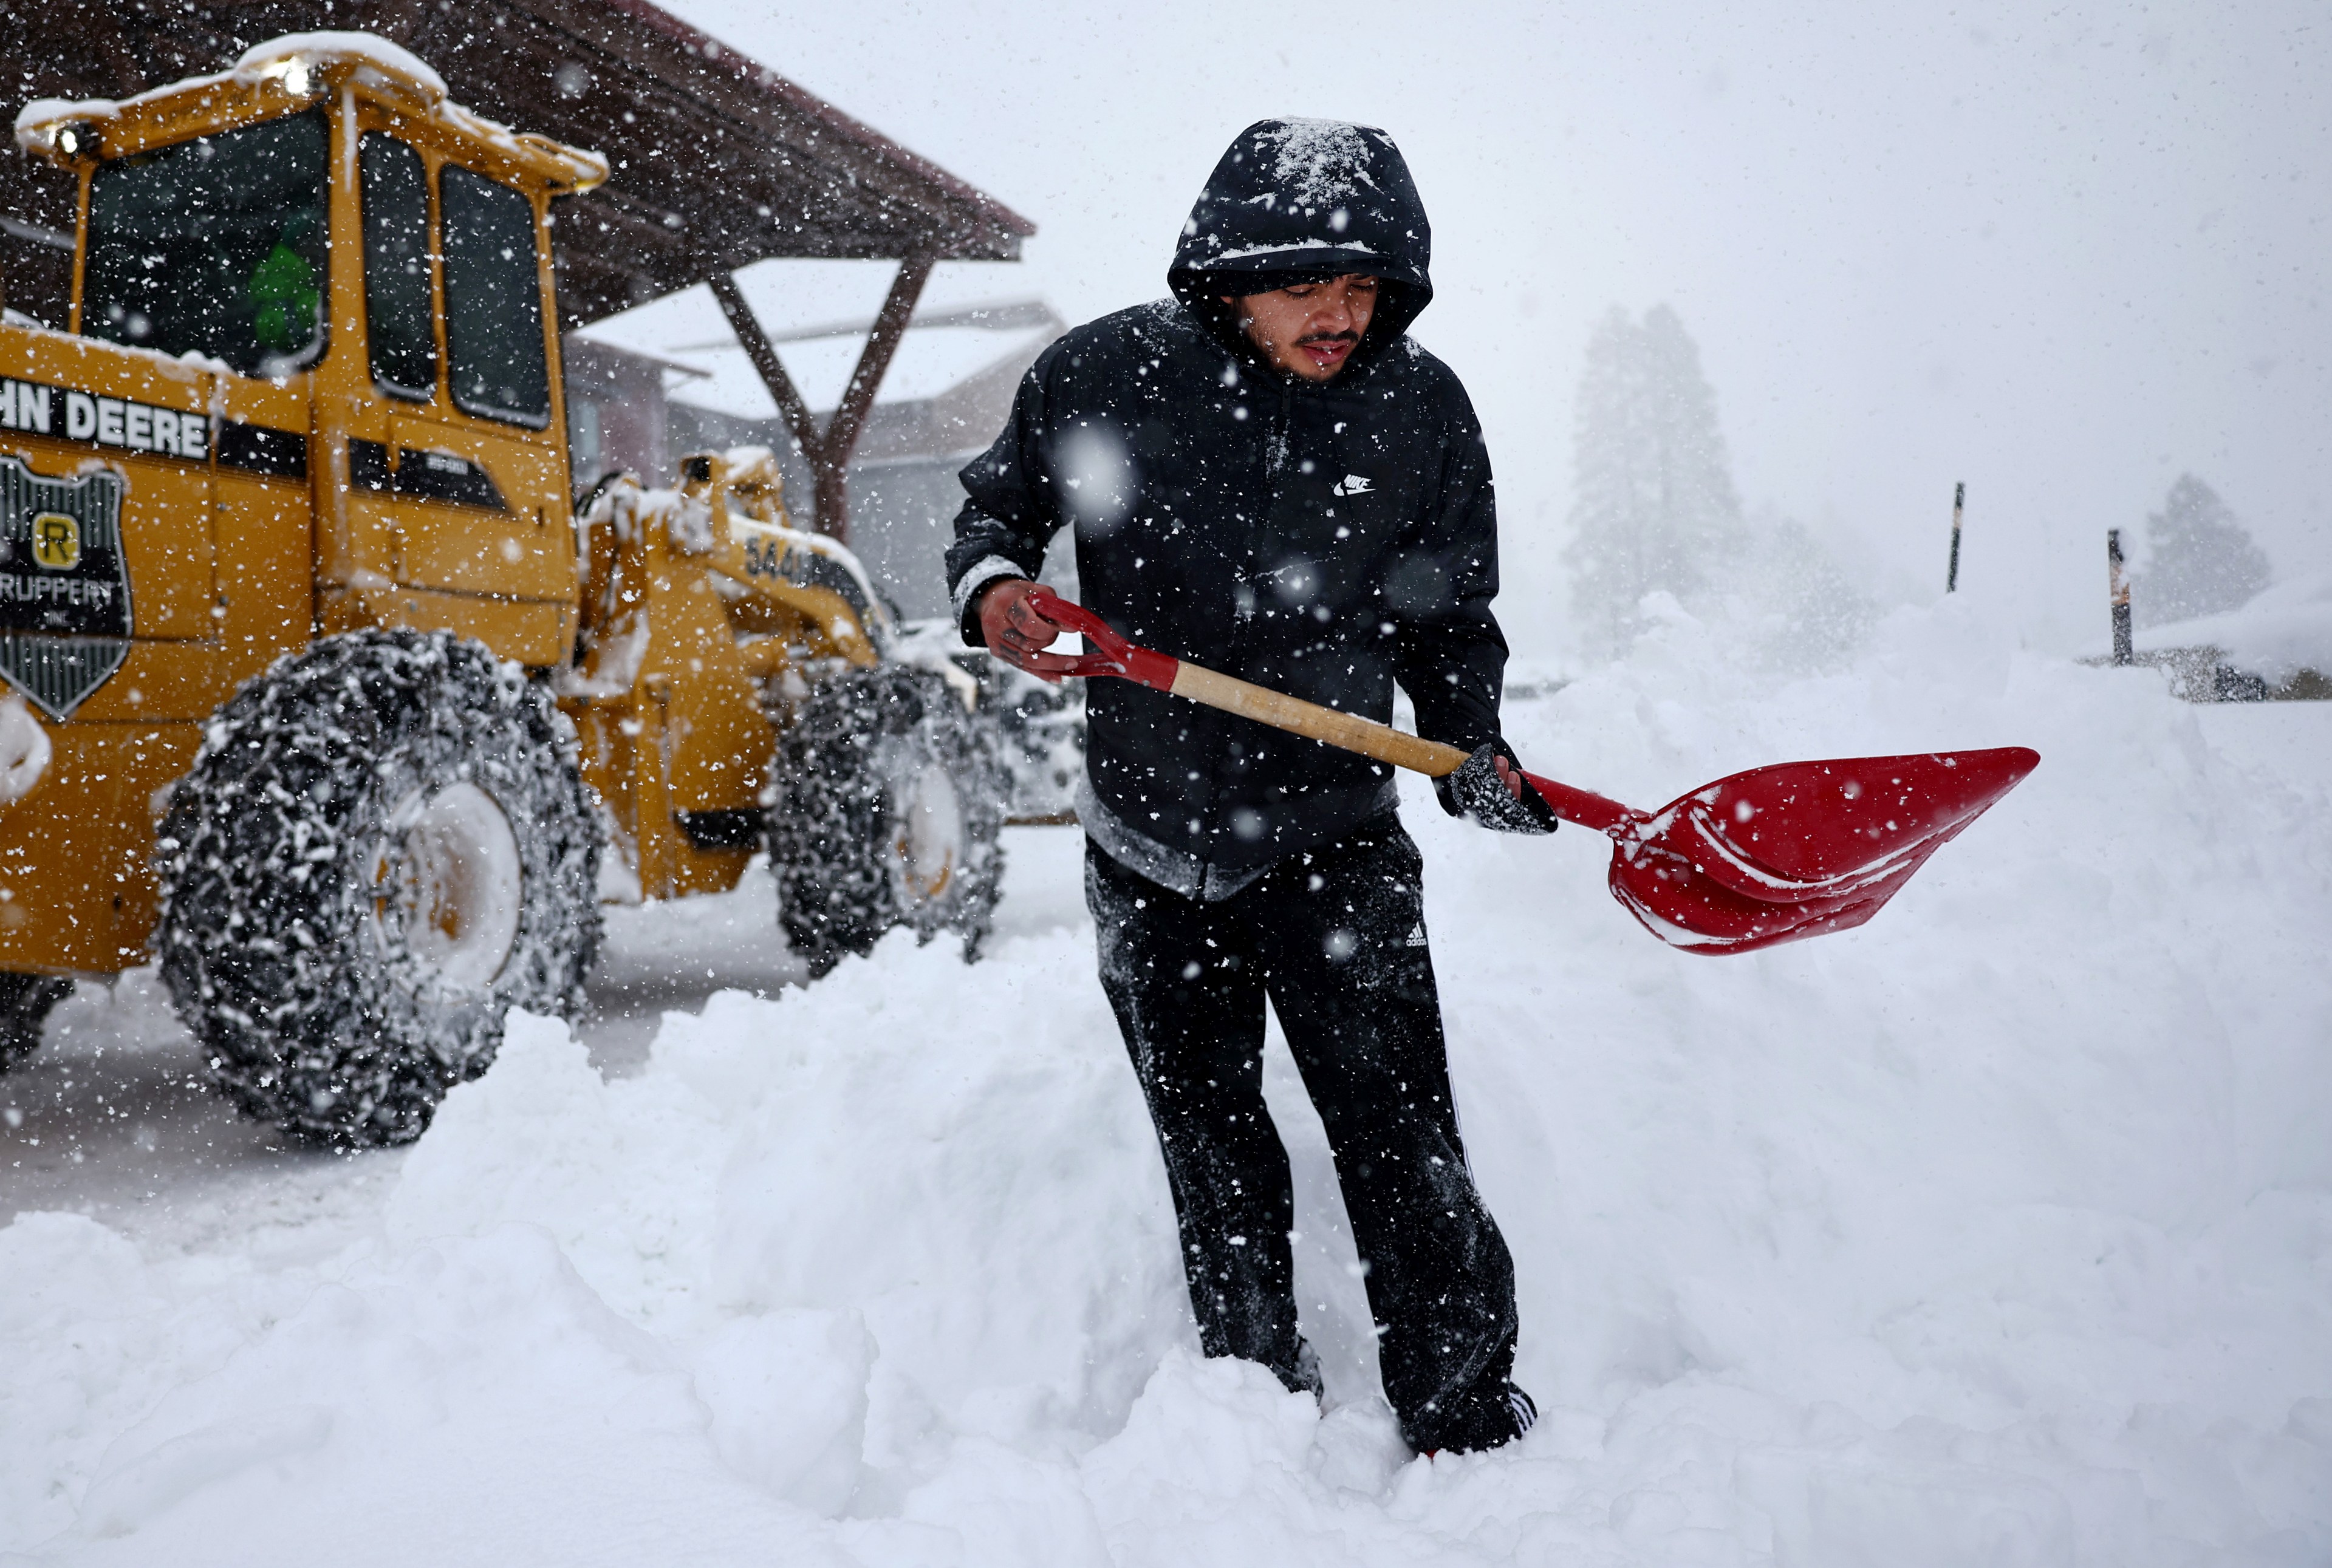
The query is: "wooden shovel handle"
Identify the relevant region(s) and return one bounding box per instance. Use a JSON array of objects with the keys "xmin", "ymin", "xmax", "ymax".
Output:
[
  {"xmin": 1166, "ymin": 662, "xmax": 1471, "ymax": 776},
  {"xmin": 1024, "ymin": 585, "xmax": 1471, "ymax": 775},
  {"xmin": 1024, "ymin": 584, "xmax": 1649, "ymax": 834},
  {"xmin": 1171, "ymin": 662, "xmax": 1646, "ymax": 833}
]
